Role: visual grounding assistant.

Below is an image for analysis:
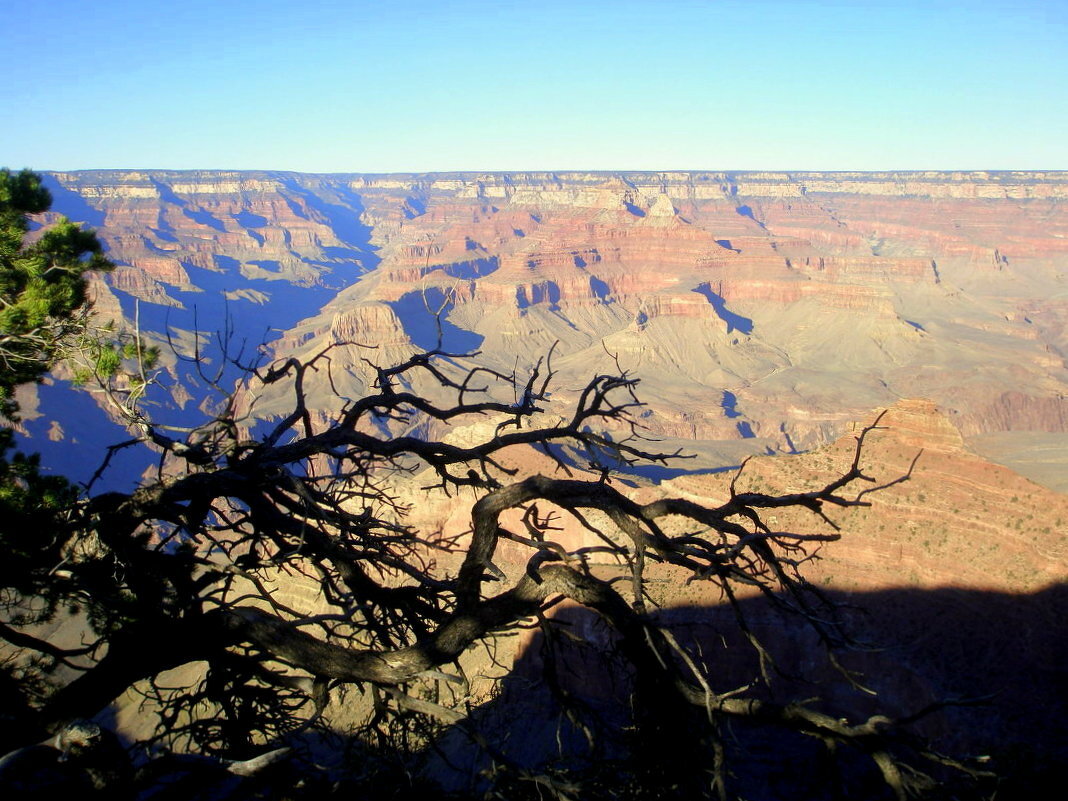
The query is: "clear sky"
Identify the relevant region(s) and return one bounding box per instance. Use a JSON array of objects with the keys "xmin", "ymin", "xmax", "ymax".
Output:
[{"xmin": 2, "ymin": 0, "xmax": 1065, "ymax": 172}]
